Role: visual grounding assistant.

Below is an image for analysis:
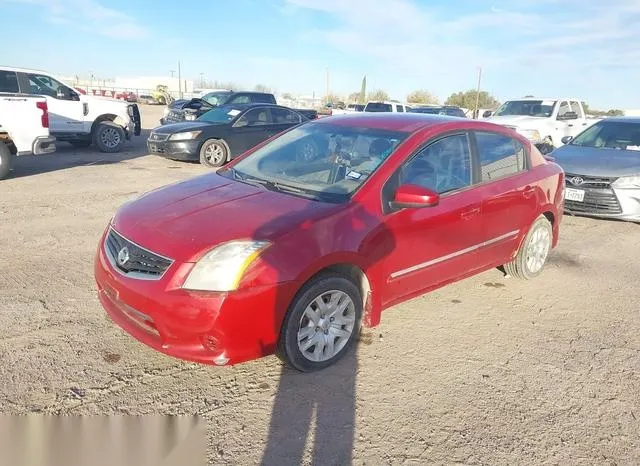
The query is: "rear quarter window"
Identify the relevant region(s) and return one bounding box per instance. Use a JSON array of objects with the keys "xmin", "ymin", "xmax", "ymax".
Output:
[
  {"xmin": 0, "ymin": 70, "xmax": 20, "ymax": 93},
  {"xmin": 475, "ymin": 132, "xmax": 527, "ymax": 182}
]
